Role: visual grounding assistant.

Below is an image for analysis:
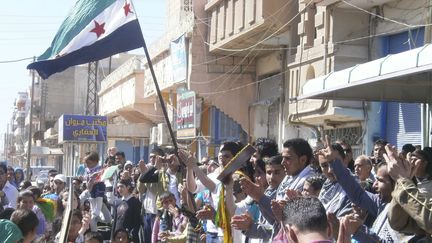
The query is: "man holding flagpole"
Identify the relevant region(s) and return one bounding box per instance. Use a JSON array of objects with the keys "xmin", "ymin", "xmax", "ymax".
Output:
[{"xmin": 182, "ymin": 142, "xmax": 242, "ymax": 243}]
